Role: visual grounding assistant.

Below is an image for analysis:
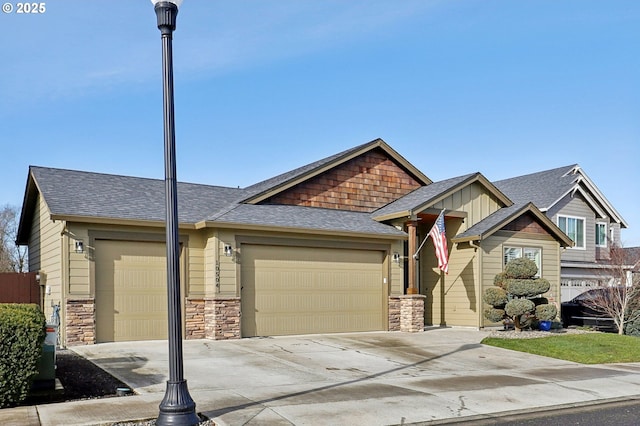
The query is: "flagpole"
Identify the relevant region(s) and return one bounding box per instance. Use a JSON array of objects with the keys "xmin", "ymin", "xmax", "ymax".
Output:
[{"xmin": 413, "ymin": 209, "xmax": 446, "ymax": 259}]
